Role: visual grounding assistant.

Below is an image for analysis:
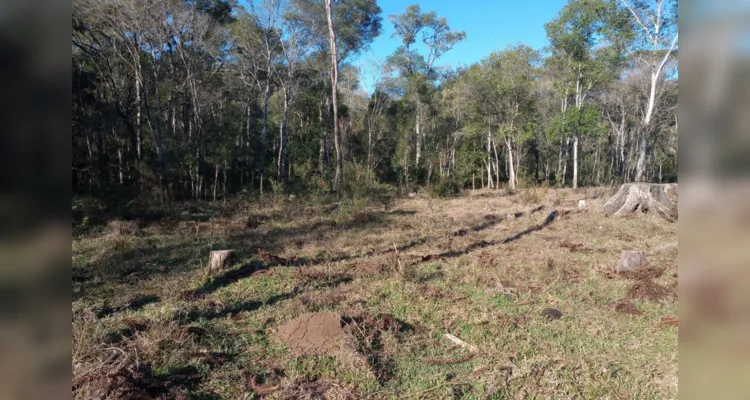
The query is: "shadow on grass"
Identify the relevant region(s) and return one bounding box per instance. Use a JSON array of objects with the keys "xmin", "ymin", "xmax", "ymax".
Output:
[
  {"xmin": 422, "ymin": 210, "xmax": 561, "ymax": 262},
  {"xmin": 75, "ymin": 208, "xmax": 399, "ymax": 298},
  {"xmin": 187, "ymin": 261, "xmax": 268, "ymax": 298},
  {"xmin": 181, "ymin": 274, "xmax": 353, "ymax": 322},
  {"xmin": 96, "ymin": 295, "xmax": 161, "ymax": 318}
]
